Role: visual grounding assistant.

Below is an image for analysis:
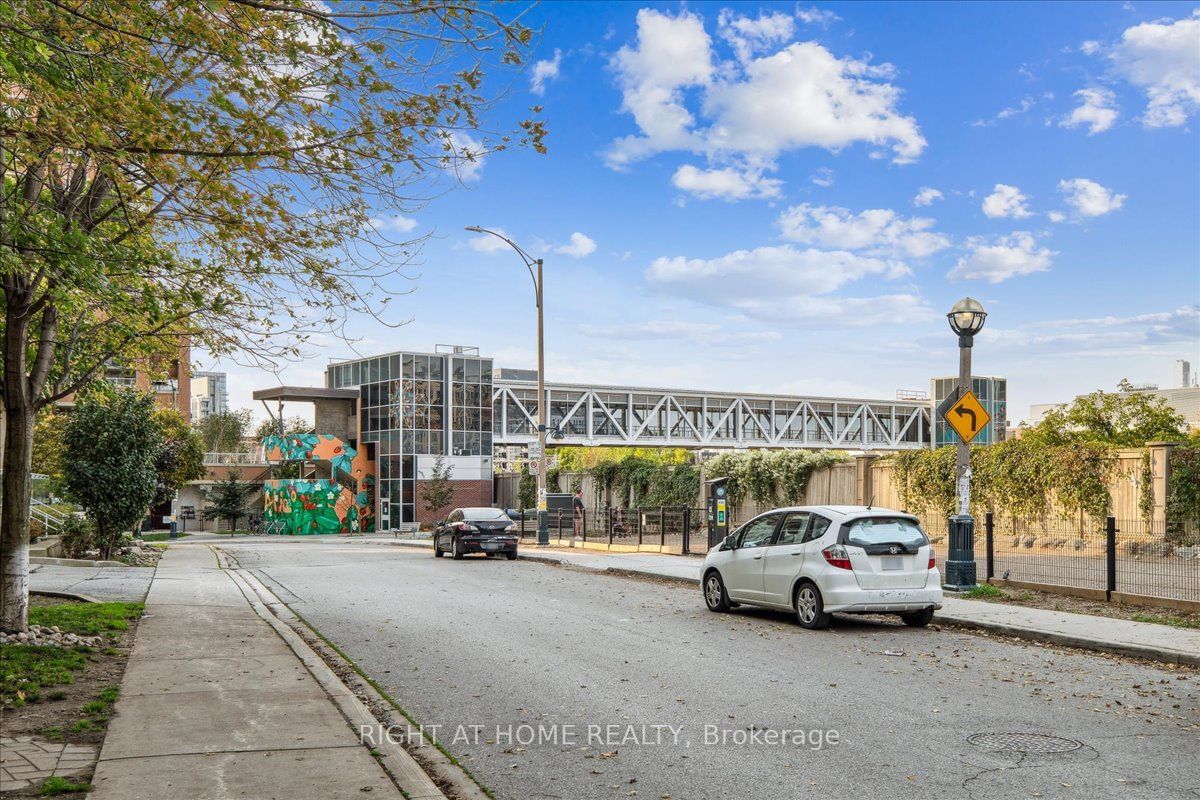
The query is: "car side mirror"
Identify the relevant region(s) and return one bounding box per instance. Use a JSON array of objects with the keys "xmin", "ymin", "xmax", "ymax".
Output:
[{"xmin": 721, "ymin": 534, "xmax": 737, "ymax": 551}]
